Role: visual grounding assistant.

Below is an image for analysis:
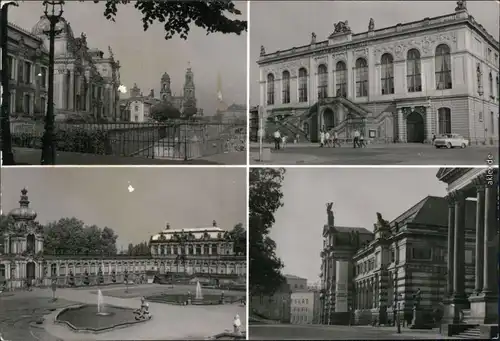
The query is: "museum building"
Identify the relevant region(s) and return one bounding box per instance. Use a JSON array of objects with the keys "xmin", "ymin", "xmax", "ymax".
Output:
[
  {"xmin": 257, "ymin": 2, "xmax": 499, "ymax": 145},
  {"xmin": 319, "ymin": 167, "xmax": 498, "ymax": 338},
  {"xmin": 0, "ymin": 189, "xmax": 246, "ymax": 289}
]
